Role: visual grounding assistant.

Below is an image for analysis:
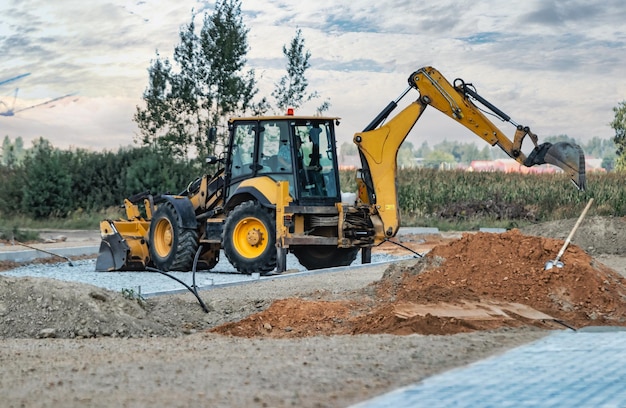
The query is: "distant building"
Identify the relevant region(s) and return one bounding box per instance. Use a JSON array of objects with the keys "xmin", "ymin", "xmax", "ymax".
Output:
[
  {"xmin": 468, "ymin": 158, "xmax": 605, "ymax": 173},
  {"xmin": 340, "ymin": 156, "xmax": 605, "ymax": 172},
  {"xmin": 338, "ymin": 154, "xmax": 361, "ymax": 170}
]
